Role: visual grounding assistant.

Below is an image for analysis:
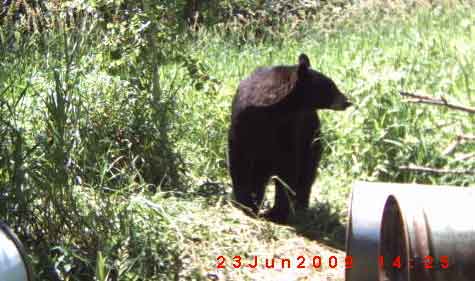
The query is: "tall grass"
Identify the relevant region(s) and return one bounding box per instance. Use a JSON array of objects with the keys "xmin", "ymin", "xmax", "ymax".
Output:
[
  {"xmin": 1, "ymin": 1, "xmax": 475, "ymax": 280},
  {"xmin": 1, "ymin": 5, "xmax": 186, "ymax": 280},
  {"xmin": 181, "ymin": 3, "xmax": 475, "ymax": 205}
]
